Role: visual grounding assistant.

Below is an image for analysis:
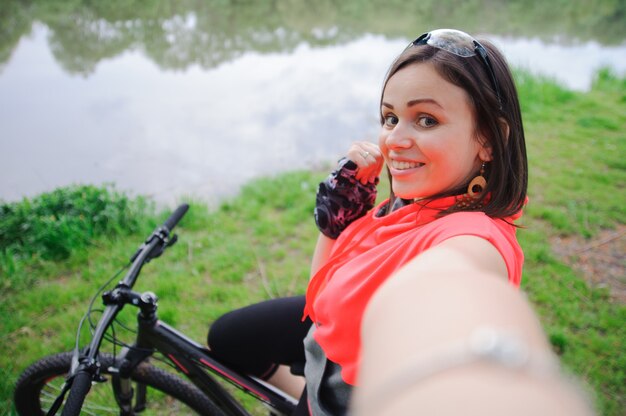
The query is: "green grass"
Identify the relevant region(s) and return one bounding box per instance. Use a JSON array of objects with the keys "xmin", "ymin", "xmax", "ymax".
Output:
[
  {"xmin": 1, "ymin": 69, "xmax": 625, "ymax": 415},
  {"xmin": 517, "ymin": 68, "xmax": 626, "ymax": 236},
  {"xmin": 516, "ymin": 67, "xmax": 626, "ymax": 414},
  {"xmin": 0, "ymin": 184, "xmax": 155, "ymax": 291}
]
